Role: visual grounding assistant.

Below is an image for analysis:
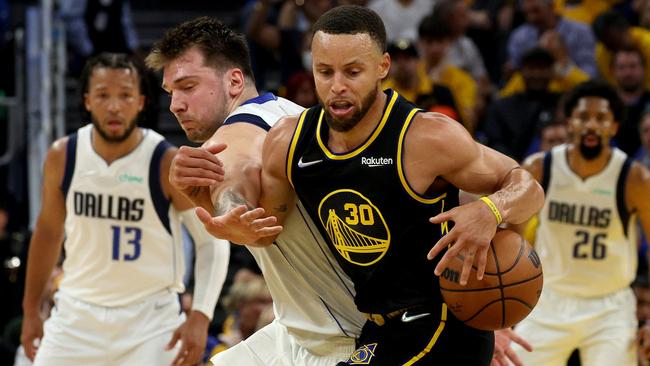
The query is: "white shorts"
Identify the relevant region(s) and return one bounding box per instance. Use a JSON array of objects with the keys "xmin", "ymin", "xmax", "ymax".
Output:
[
  {"xmin": 34, "ymin": 290, "xmax": 184, "ymax": 366},
  {"xmin": 513, "ymin": 287, "xmax": 638, "ymax": 366},
  {"xmin": 210, "ymin": 320, "xmax": 356, "ymax": 366}
]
